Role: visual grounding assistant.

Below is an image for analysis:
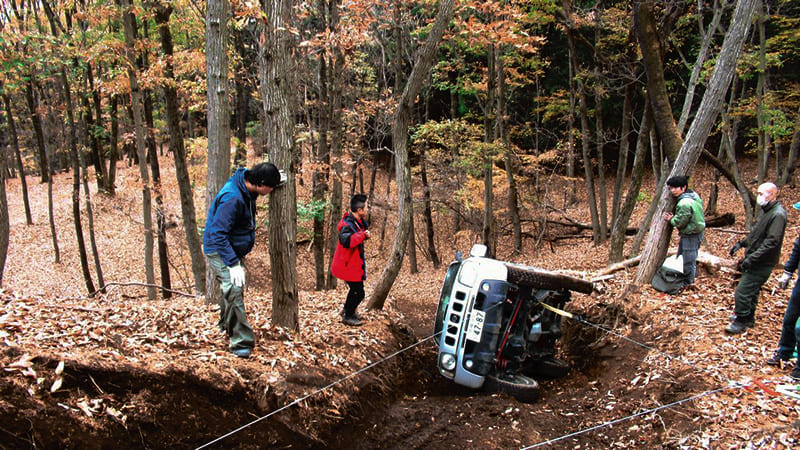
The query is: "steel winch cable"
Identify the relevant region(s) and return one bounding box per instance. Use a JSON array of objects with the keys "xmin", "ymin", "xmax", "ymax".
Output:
[
  {"xmin": 537, "ymin": 301, "xmax": 729, "ymax": 382},
  {"xmin": 195, "ymin": 330, "xmax": 440, "ymax": 449},
  {"xmin": 522, "ymin": 300, "xmax": 760, "ymax": 449},
  {"xmin": 519, "ymin": 385, "xmax": 739, "ymax": 449},
  {"xmin": 196, "ymin": 297, "xmax": 508, "ymax": 448}
]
